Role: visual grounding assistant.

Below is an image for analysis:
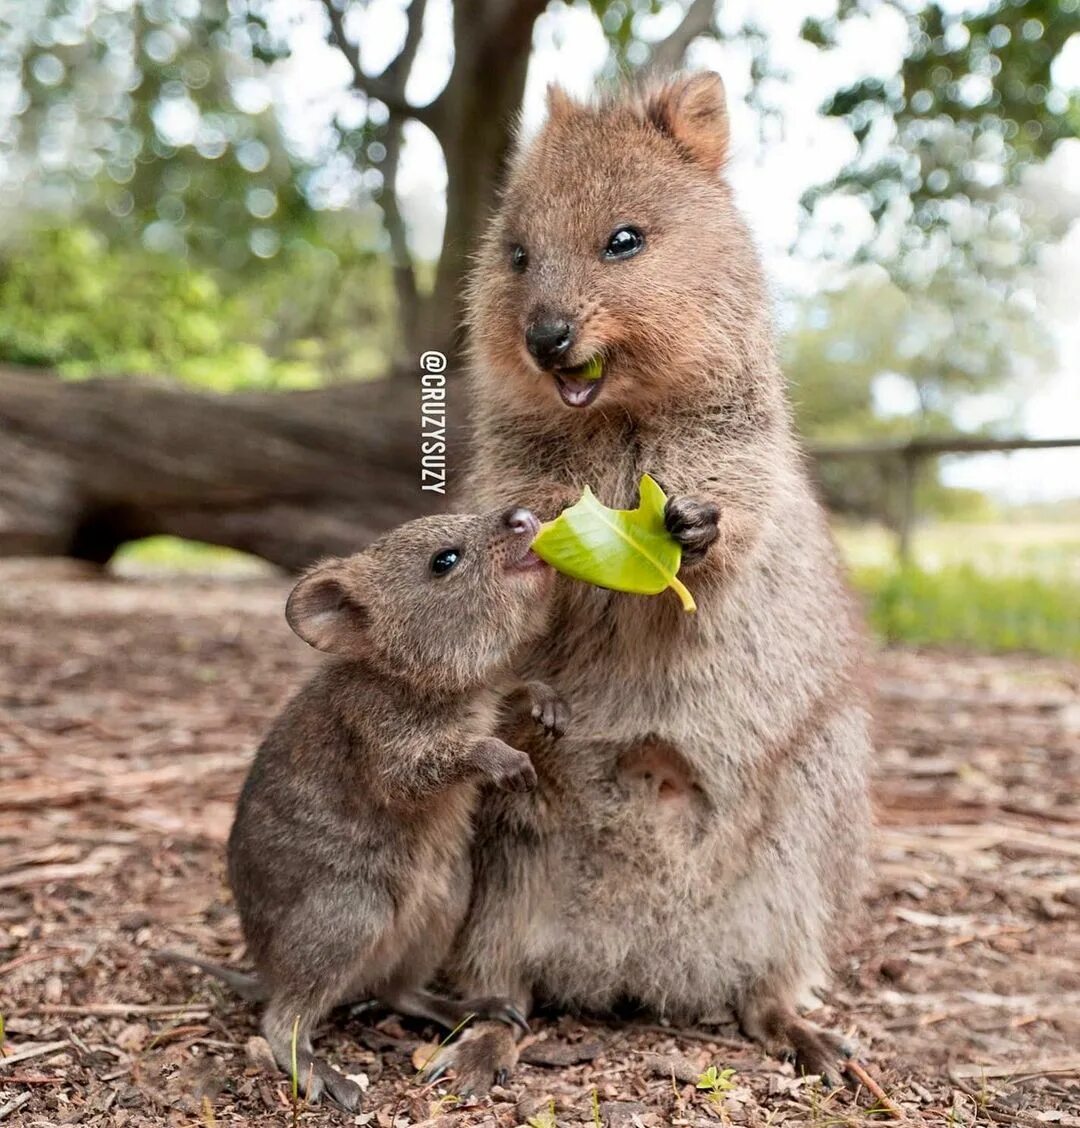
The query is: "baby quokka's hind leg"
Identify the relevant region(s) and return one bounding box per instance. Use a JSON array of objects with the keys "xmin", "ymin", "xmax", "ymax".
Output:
[
  {"xmin": 262, "ymin": 991, "xmax": 363, "ymax": 1111},
  {"xmin": 739, "ymin": 991, "xmax": 856, "ymax": 1089}
]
